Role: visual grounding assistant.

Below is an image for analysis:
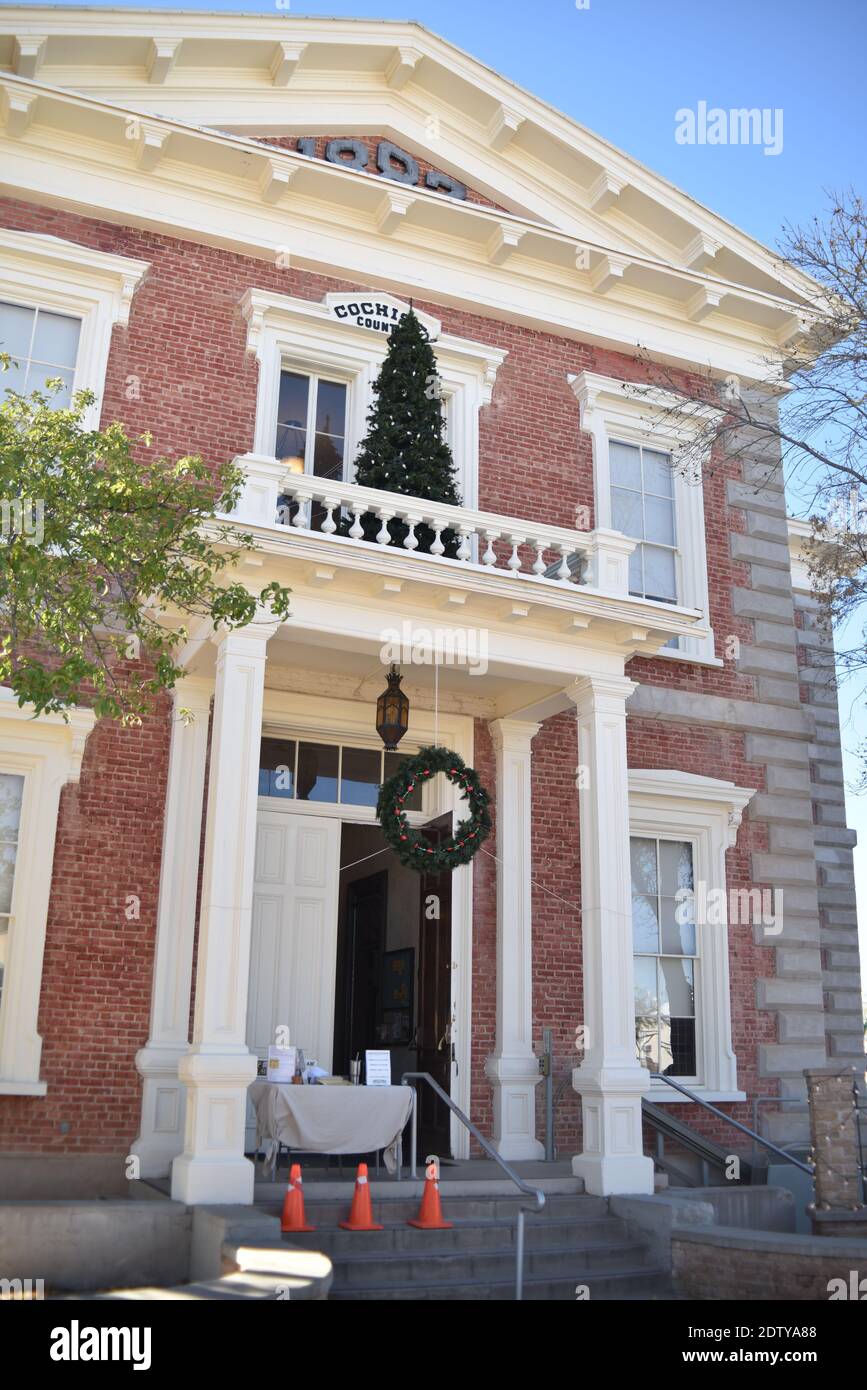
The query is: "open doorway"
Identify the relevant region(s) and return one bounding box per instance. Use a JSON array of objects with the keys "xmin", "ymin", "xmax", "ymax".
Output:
[{"xmin": 334, "ymin": 821, "xmax": 453, "ymax": 1157}]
